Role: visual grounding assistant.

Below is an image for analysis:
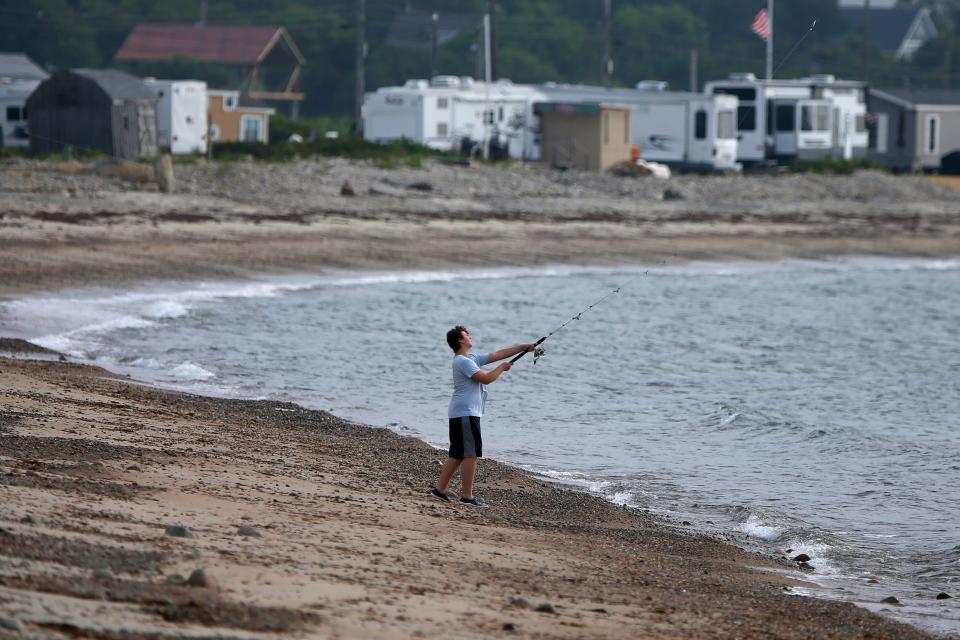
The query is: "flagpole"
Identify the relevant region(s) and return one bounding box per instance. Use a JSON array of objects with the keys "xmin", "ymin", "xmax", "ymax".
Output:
[{"xmin": 766, "ymin": 0, "xmax": 774, "ymax": 79}]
